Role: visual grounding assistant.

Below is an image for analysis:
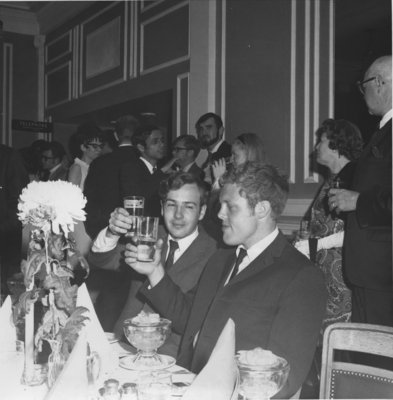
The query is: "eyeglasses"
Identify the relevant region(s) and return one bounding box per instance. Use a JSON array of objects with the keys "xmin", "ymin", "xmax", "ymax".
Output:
[
  {"xmin": 357, "ymin": 76, "xmax": 376, "ymax": 94},
  {"xmin": 173, "ymin": 146, "xmax": 188, "ymax": 152}
]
